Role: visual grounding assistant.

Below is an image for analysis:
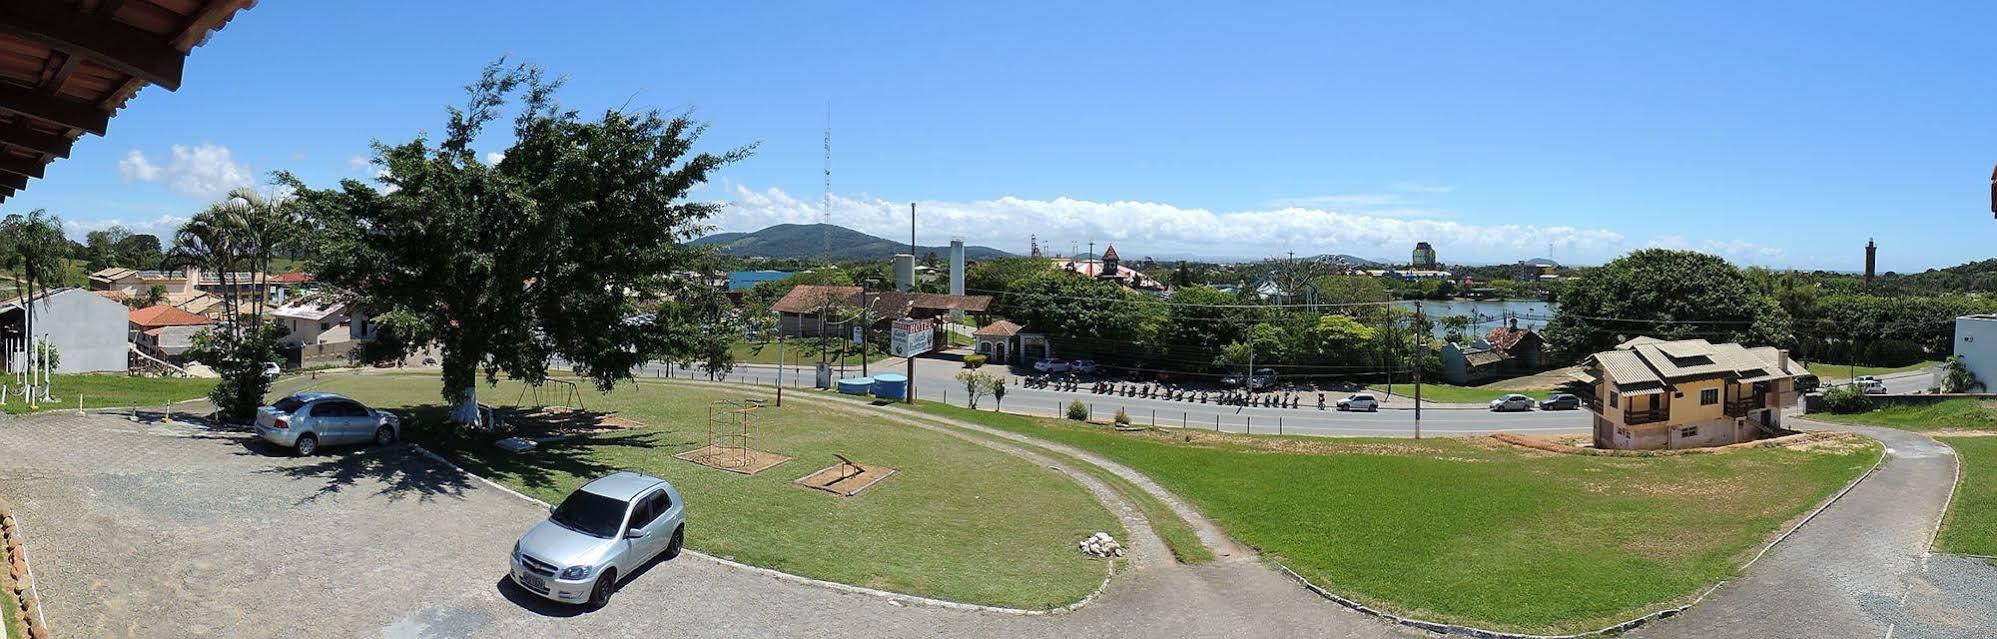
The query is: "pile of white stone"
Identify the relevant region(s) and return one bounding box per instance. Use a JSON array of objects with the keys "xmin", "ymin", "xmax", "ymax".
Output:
[{"xmin": 1078, "ymin": 532, "xmax": 1123, "ymax": 558}]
